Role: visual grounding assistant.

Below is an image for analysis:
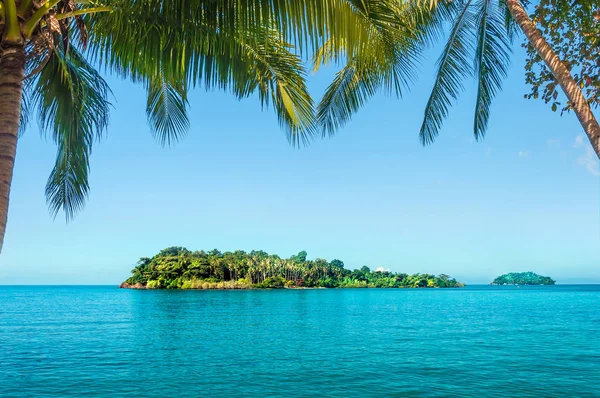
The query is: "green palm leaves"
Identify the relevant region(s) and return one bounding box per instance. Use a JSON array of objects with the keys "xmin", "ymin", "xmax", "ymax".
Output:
[
  {"xmin": 315, "ymin": 0, "xmax": 514, "ymax": 145},
  {"xmin": 16, "ymin": 0, "xmax": 516, "ymax": 221},
  {"xmin": 32, "ymin": 46, "xmax": 111, "ymax": 220},
  {"xmin": 83, "ymin": 0, "xmax": 372, "ymax": 144},
  {"xmin": 146, "ymin": 75, "xmax": 189, "ymax": 146},
  {"xmin": 314, "ymin": 0, "xmax": 436, "ymax": 136},
  {"xmin": 420, "ymin": 1, "xmax": 477, "ymax": 144},
  {"xmin": 420, "ymin": 0, "xmax": 512, "ymax": 144},
  {"xmin": 473, "ymin": 0, "xmax": 512, "ymax": 139},
  {"xmin": 18, "ymin": 0, "xmax": 382, "ymax": 220}
]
